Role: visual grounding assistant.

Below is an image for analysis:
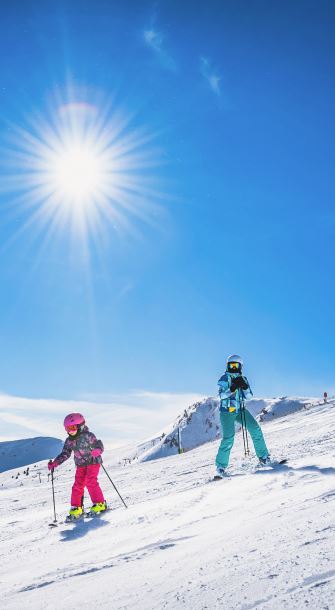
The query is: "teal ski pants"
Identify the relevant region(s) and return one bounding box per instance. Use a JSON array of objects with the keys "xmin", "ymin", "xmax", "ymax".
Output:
[{"xmin": 216, "ymin": 409, "xmax": 269, "ymax": 469}]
